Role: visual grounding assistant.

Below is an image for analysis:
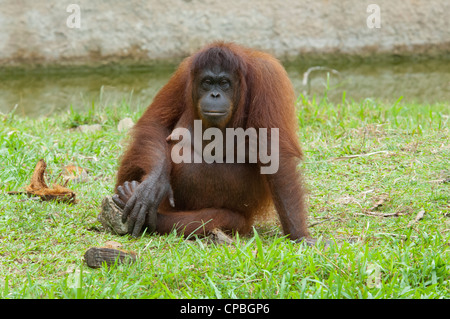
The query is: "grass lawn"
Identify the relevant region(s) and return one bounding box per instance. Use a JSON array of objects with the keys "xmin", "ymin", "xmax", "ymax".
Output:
[{"xmin": 0, "ymin": 95, "xmax": 448, "ymax": 299}]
